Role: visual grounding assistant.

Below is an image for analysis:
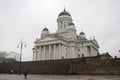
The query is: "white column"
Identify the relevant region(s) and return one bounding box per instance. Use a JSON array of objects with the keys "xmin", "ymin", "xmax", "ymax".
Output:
[
  {"xmin": 73, "ymin": 47, "xmax": 75, "ymax": 58},
  {"xmin": 57, "ymin": 44, "xmax": 59, "ymax": 59},
  {"xmin": 61, "ymin": 44, "xmax": 63, "ymax": 59},
  {"xmin": 58, "ymin": 43, "xmax": 61, "ymax": 59},
  {"xmin": 64, "ymin": 45, "xmax": 67, "ymax": 59},
  {"xmin": 81, "ymin": 43, "xmax": 84, "ymax": 57},
  {"xmin": 37, "ymin": 48, "xmax": 39, "ymax": 60},
  {"xmin": 53, "ymin": 44, "xmax": 56, "ymax": 59},
  {"xmin": 41, "ymin": 46, "xmax": 42, "ymax": 60},
  {"xmin": 39, "ymin": 46, "xmax": 41, "ymax": 60},
  {"xmin": 49, "ymin": 45, "xmax": 51, "ymax": 60},
  {"xmin": 33, "ymin": 51, "xmax": 35, "ymax": 61},
  {"xmin": 37, "ymin": 47, "xmax": 39, "ymax": 60},
  {"xmin": 43, "ymin": 45, "xmax": 45, "ymax": 60},
  {"xmin": 56, "ymin": 44, "xmax": 58, "ymax": 59},
  {"xmin": 42, "ymin": 46, "xmax": 43, "ymax": 60},
  {"xmin": 90, "ymin": 46, "xmax": 92, "ymax": 56},
  {"xmin": 36, "ymin": 49, "xmax": 38, "ymax": 60},
  {"xmin": 61, "ymin": 44, "xmax": 65, "ymax": 59}
]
